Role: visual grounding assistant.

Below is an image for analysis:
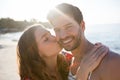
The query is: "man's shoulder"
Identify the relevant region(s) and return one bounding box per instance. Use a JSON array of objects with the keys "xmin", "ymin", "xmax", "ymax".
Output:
[
  {"xmin": 96, "ymin": 50, "xmax": 120, "ymax": 80},
  {"xmin": 99, "ymin": 50, "xmax": 120, "ymax": 68},
  {"xmin": 103, "ymin": 50, "xmax": 120, "ymax": 64}
]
